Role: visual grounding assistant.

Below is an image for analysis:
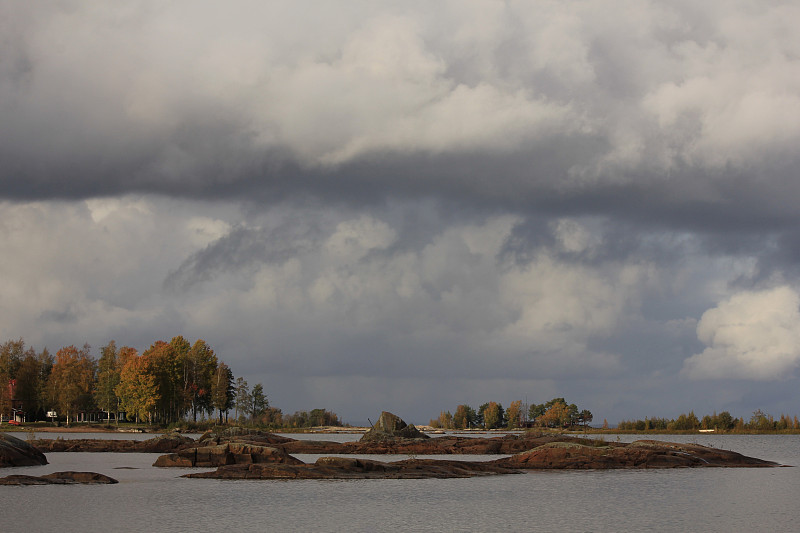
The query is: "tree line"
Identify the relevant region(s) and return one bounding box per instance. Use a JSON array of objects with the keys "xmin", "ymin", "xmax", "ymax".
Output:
[
  {"xmin": 0, "ymin": 337, "xmax": 341, "ymax": 428},
  {"xmin": 617, "ymin": 409, "xmax": 800, "ymax": 432},
  {"xmin": 429, "ymin": 398, "xmax": 593, "ymax": 430}
]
